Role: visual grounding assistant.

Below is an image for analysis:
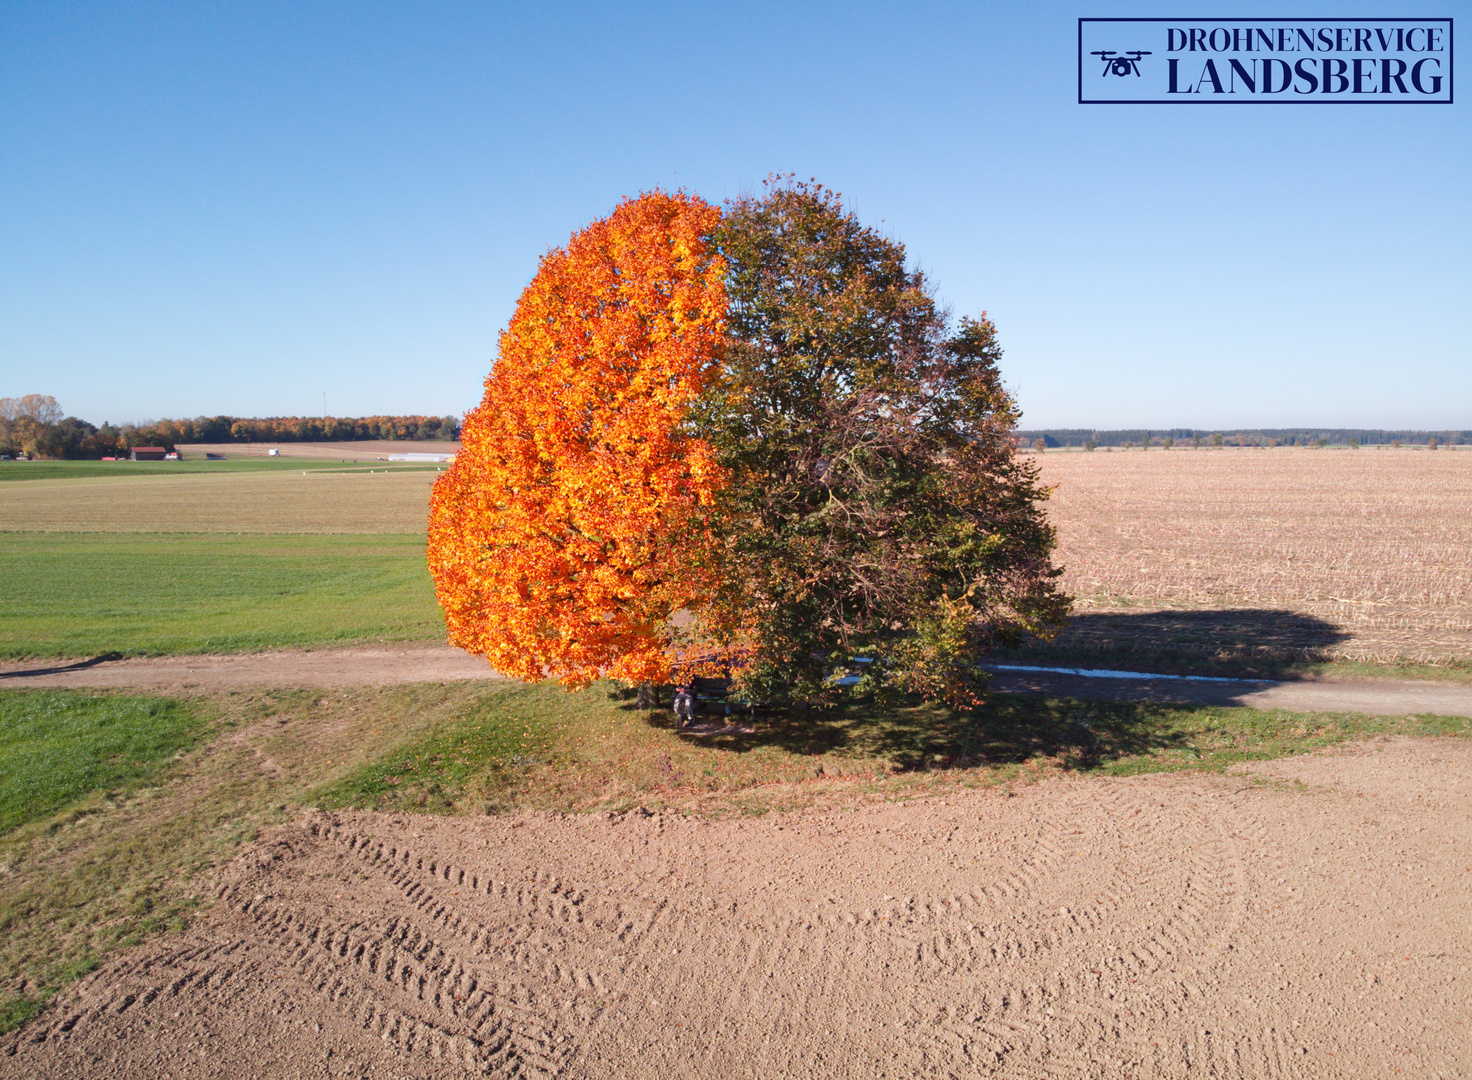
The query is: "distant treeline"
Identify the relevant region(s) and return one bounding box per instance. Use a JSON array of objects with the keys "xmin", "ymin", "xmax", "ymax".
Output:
[
  {"xmin": 153, "ymin": 413, "xmax": 461, "ymax": 445},
  {"xmin": 1016, "ymin": 428, "xmax": 1471, "ymax": 449},
  {"xmin": 0, "ymin": 396, "xmax": 461, "ymax": 459}
]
